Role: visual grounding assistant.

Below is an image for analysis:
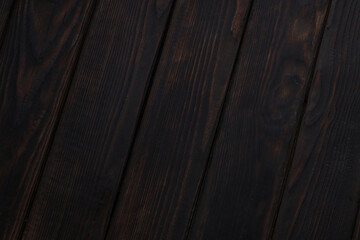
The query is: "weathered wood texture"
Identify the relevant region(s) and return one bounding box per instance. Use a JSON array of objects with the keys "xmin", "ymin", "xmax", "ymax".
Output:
[
  {"xmin": 1, "ymin": 0, "xmax": 359, "ymax": 239},
  {"xmin": 273, "ymin": 0, "xmax": 360, "ymax": 239},
  {"xmin": 188, "ymin": 0, "xmax": 331, "ymax": 239},
  {"xmin": 106, "ymin": 0, "xmax": 252, "ymax": 239},
  {"xmin": 0, "ymin": 0, "xmax": 95, "ymax": 238},
  {"xmin": 21, "ymin": 0, "xmax": 175, "ymax": 239}
]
